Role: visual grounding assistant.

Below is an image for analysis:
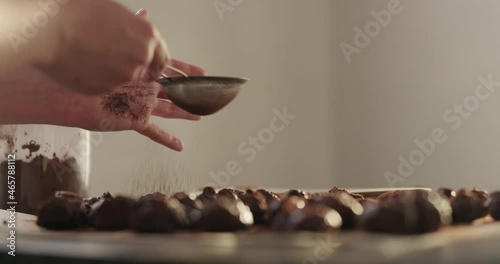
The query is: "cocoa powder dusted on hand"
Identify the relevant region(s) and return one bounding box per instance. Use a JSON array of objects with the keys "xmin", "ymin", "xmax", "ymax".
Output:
[{"xmin": 100, "ymin": 84, "xmax": 156, "ymax": 122}]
